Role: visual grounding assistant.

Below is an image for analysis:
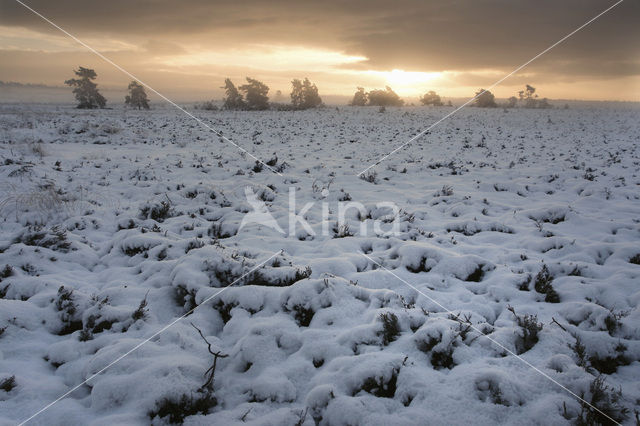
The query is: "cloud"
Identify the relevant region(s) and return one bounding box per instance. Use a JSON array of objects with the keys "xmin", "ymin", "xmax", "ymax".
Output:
[{"xmin": 0, "ymin": 0, "xmax": 638, "ymax": 99}]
